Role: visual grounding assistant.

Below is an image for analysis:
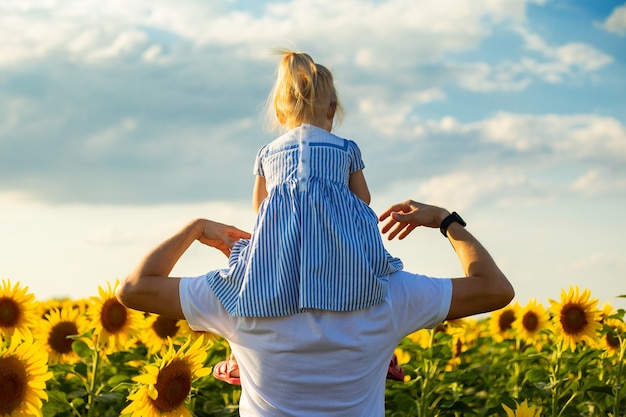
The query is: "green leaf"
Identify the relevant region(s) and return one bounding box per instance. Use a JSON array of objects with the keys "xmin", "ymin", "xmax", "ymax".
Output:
[
  {"xmin": 584, "ymin": 384, "xmax": 615, "ymax": 396},
  {"xmin": 71, "ymin": 397, "xmax": 85, "ymax": 408},
  {"xmin": 94, "ymin": 392, "xmax": 124, "ymax": 404},
  {"xmin": 72, "ymin": 340, "xmax": 92, "ymax": 358},
  {"xmin": 439, "ymin": 400, "xmax": 476, "ymax": 413},
  {"xmin": 73, "ymin": 362, "xmax": 88, "ymax": 378},
  {"xmin": 525, "ymin": 368, "xmax": 549, "ymax": 383},
  {"xmin": 107, "ymin": 374, "xmax": 131, "ymax": 386}
]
